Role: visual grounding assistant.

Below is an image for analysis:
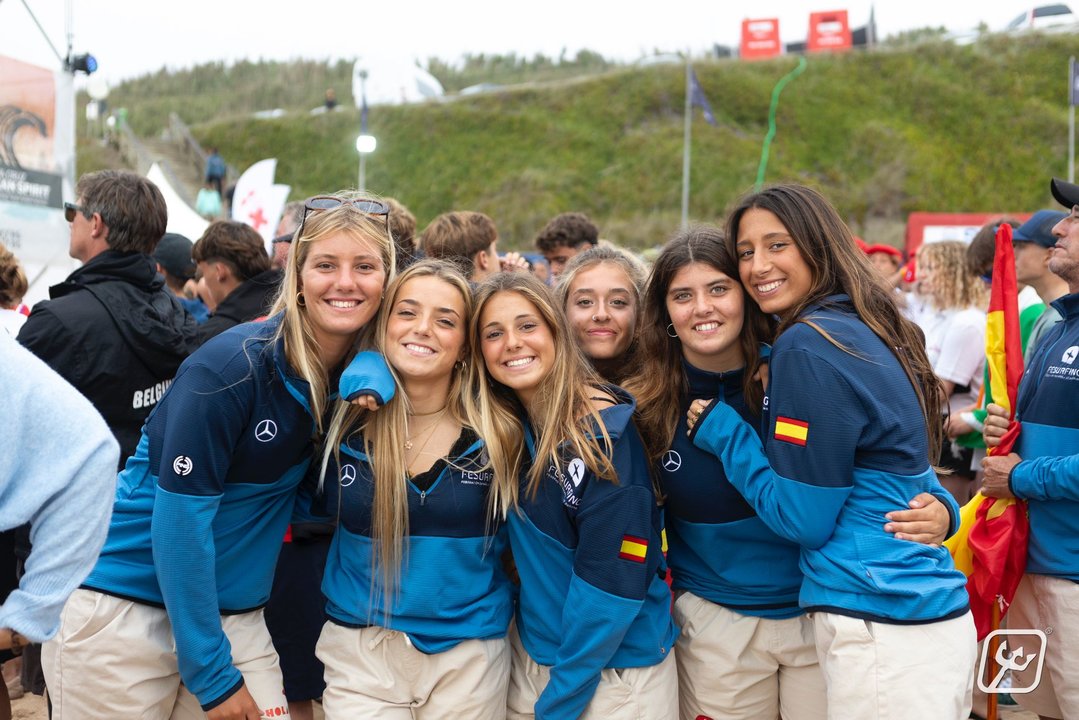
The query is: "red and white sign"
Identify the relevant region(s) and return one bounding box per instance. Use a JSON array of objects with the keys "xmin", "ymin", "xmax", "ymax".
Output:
[
  {"xmin": 808, "ymin": 10, "xmax": 852, "ymax": 52},
  {"xmin": 741, "ymin": 18, "xmax": 782, "ymax": 59},
  {"xmin": 904, "ymin": 212, "xmax": 1033, "ymax": 259}
]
